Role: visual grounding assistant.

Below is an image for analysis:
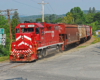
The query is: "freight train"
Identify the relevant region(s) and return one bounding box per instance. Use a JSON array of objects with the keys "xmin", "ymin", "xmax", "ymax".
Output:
[{"xmin": 9, "ymin": 22, "xmax": 92, "ymax": 62}]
